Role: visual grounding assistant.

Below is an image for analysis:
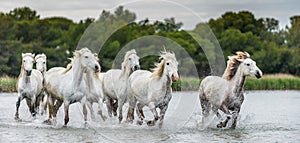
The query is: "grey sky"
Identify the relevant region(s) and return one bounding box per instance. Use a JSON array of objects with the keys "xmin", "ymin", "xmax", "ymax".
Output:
[{"xmin": 1, "ymin": 0, "xmax": 299, "ymax": 30}]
